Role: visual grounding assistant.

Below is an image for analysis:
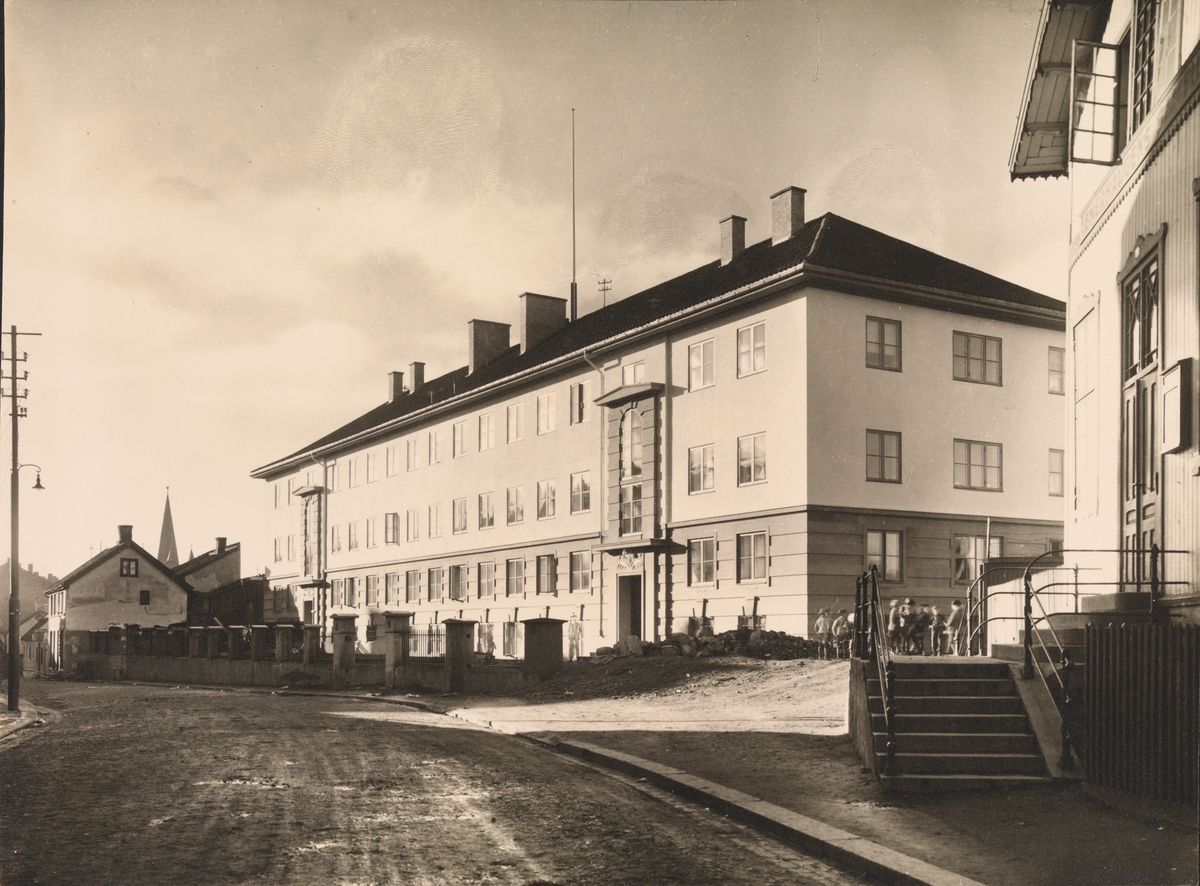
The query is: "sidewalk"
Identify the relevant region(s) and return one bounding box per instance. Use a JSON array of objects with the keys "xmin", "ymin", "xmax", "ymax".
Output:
[{"xmin": 431, "ymin": 660, "xmax": 1197, "ymax": 886}]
